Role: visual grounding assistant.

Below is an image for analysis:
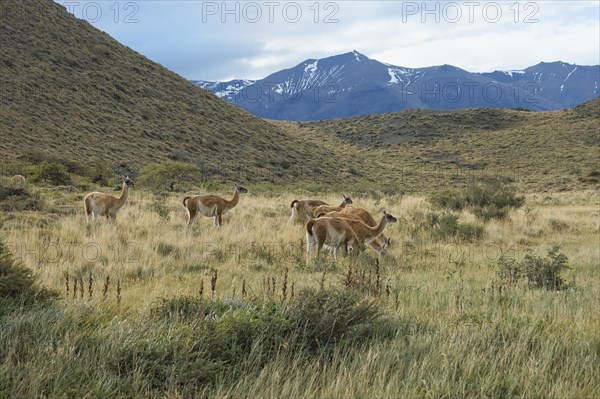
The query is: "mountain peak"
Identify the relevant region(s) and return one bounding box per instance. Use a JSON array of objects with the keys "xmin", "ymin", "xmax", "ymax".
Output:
[
  {"xmin": 196, "ymin": 52, "xmax": 600, "ymax": 121},
  {"xmin": 327, "ymin": 50, "xmax": 369, "ymax": 63}
]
